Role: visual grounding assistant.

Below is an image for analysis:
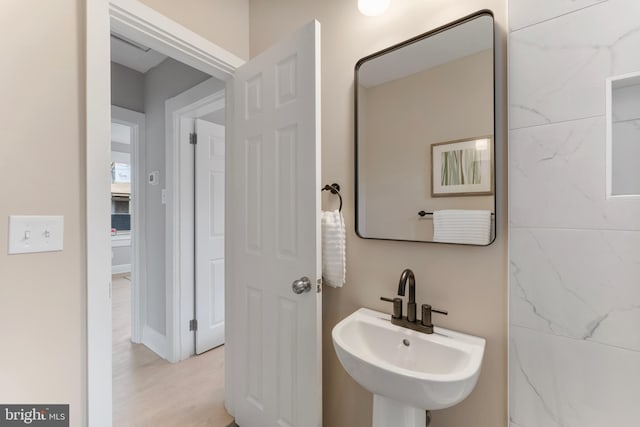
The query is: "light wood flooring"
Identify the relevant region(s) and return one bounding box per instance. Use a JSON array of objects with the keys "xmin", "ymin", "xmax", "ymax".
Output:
[{"xmin": 112, "ymin": 274, "xmax": 233, "ymax": 427}]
